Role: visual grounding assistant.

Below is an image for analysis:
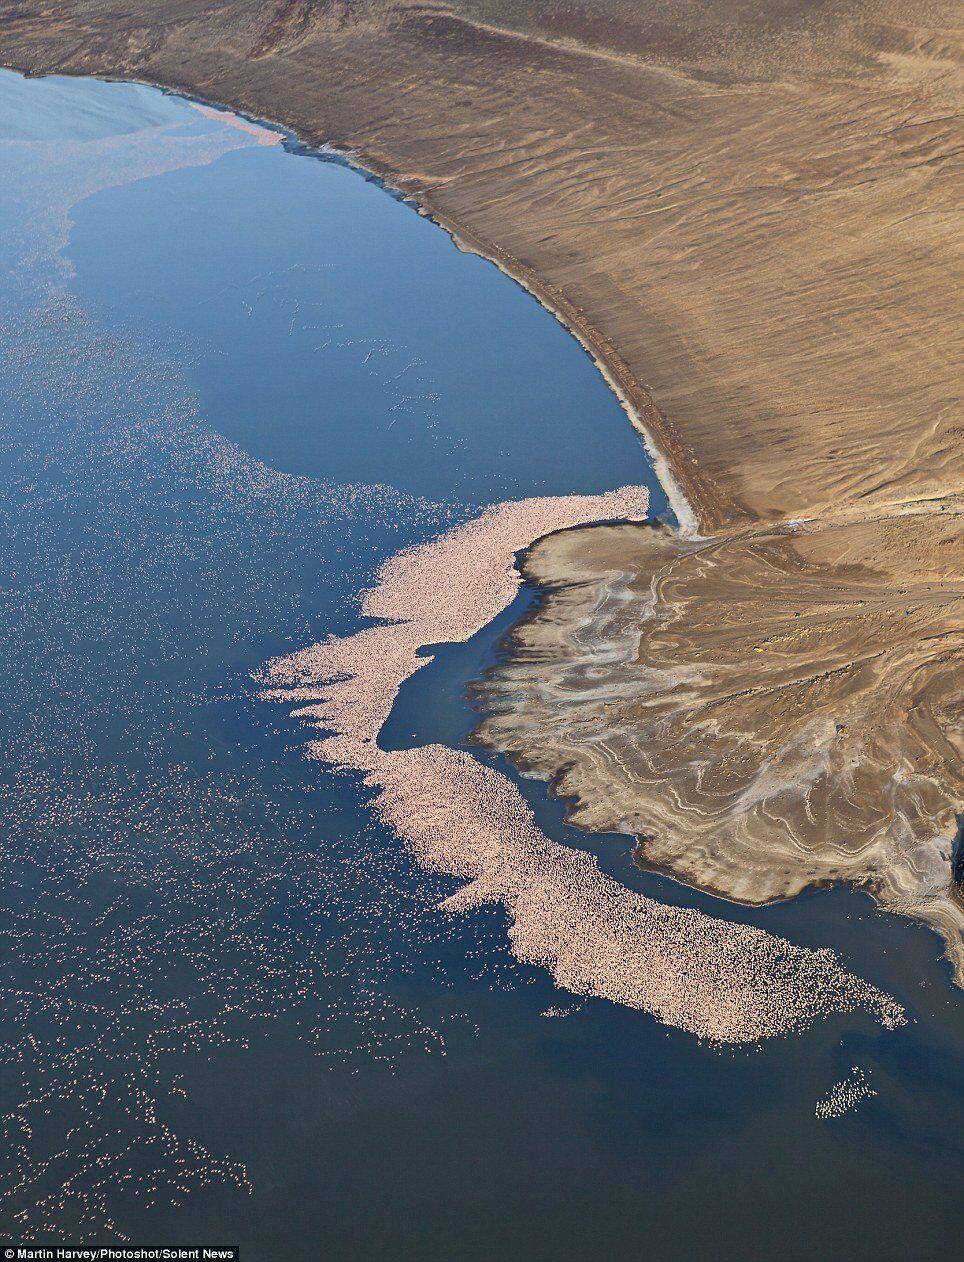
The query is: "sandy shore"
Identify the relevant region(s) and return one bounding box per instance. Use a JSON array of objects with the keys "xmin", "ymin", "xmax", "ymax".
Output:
[{"xmin": 1, "ymin": 0, "xmax": 960, "ymax": 970}]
